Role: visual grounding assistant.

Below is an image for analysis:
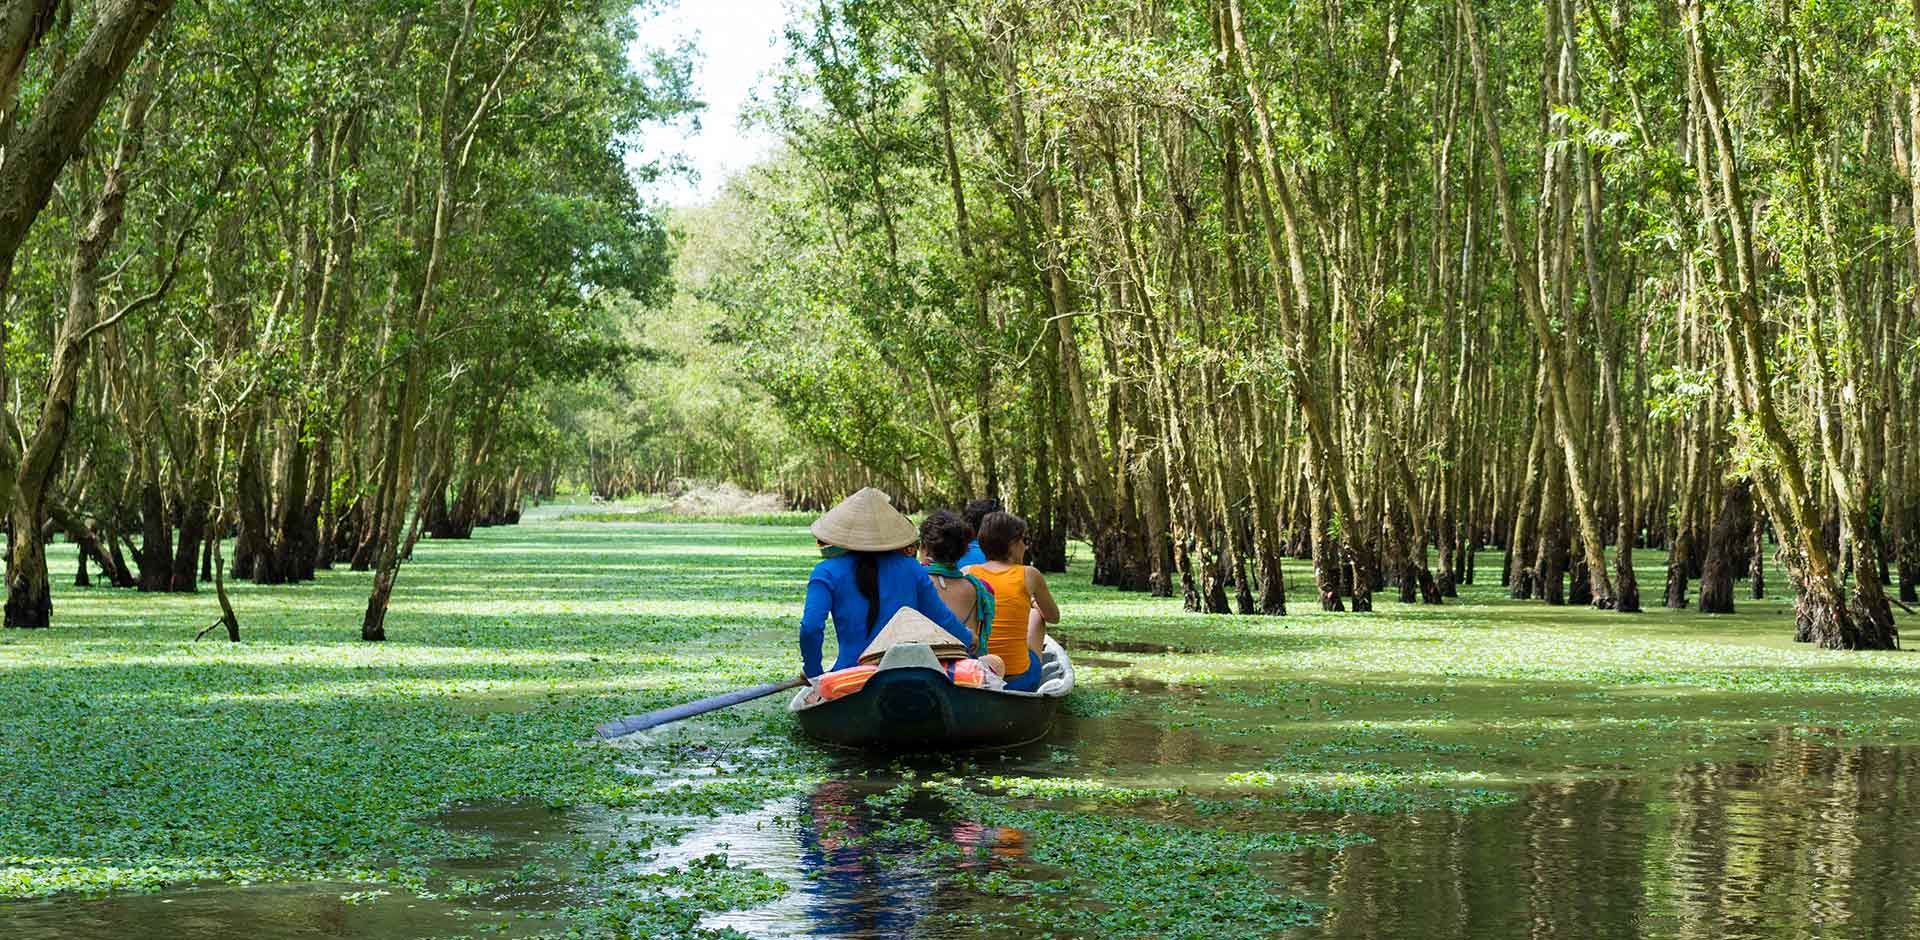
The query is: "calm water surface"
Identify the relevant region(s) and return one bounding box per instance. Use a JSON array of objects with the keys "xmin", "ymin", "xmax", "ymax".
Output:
[
  {"xmin": 1276, "ymin": 737, "xmax": 1920, "ymax": 939},
  {"xmin": 641, "ymin": 723, "xmax": 1920, "ymax": 939},
  {"xmin": 6, "ymin": 725, "xmax": 1918, "ymax": 939},
  {"xmin": 0, "ymin": 799, "xmax": 573, "ymax": 940}
]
